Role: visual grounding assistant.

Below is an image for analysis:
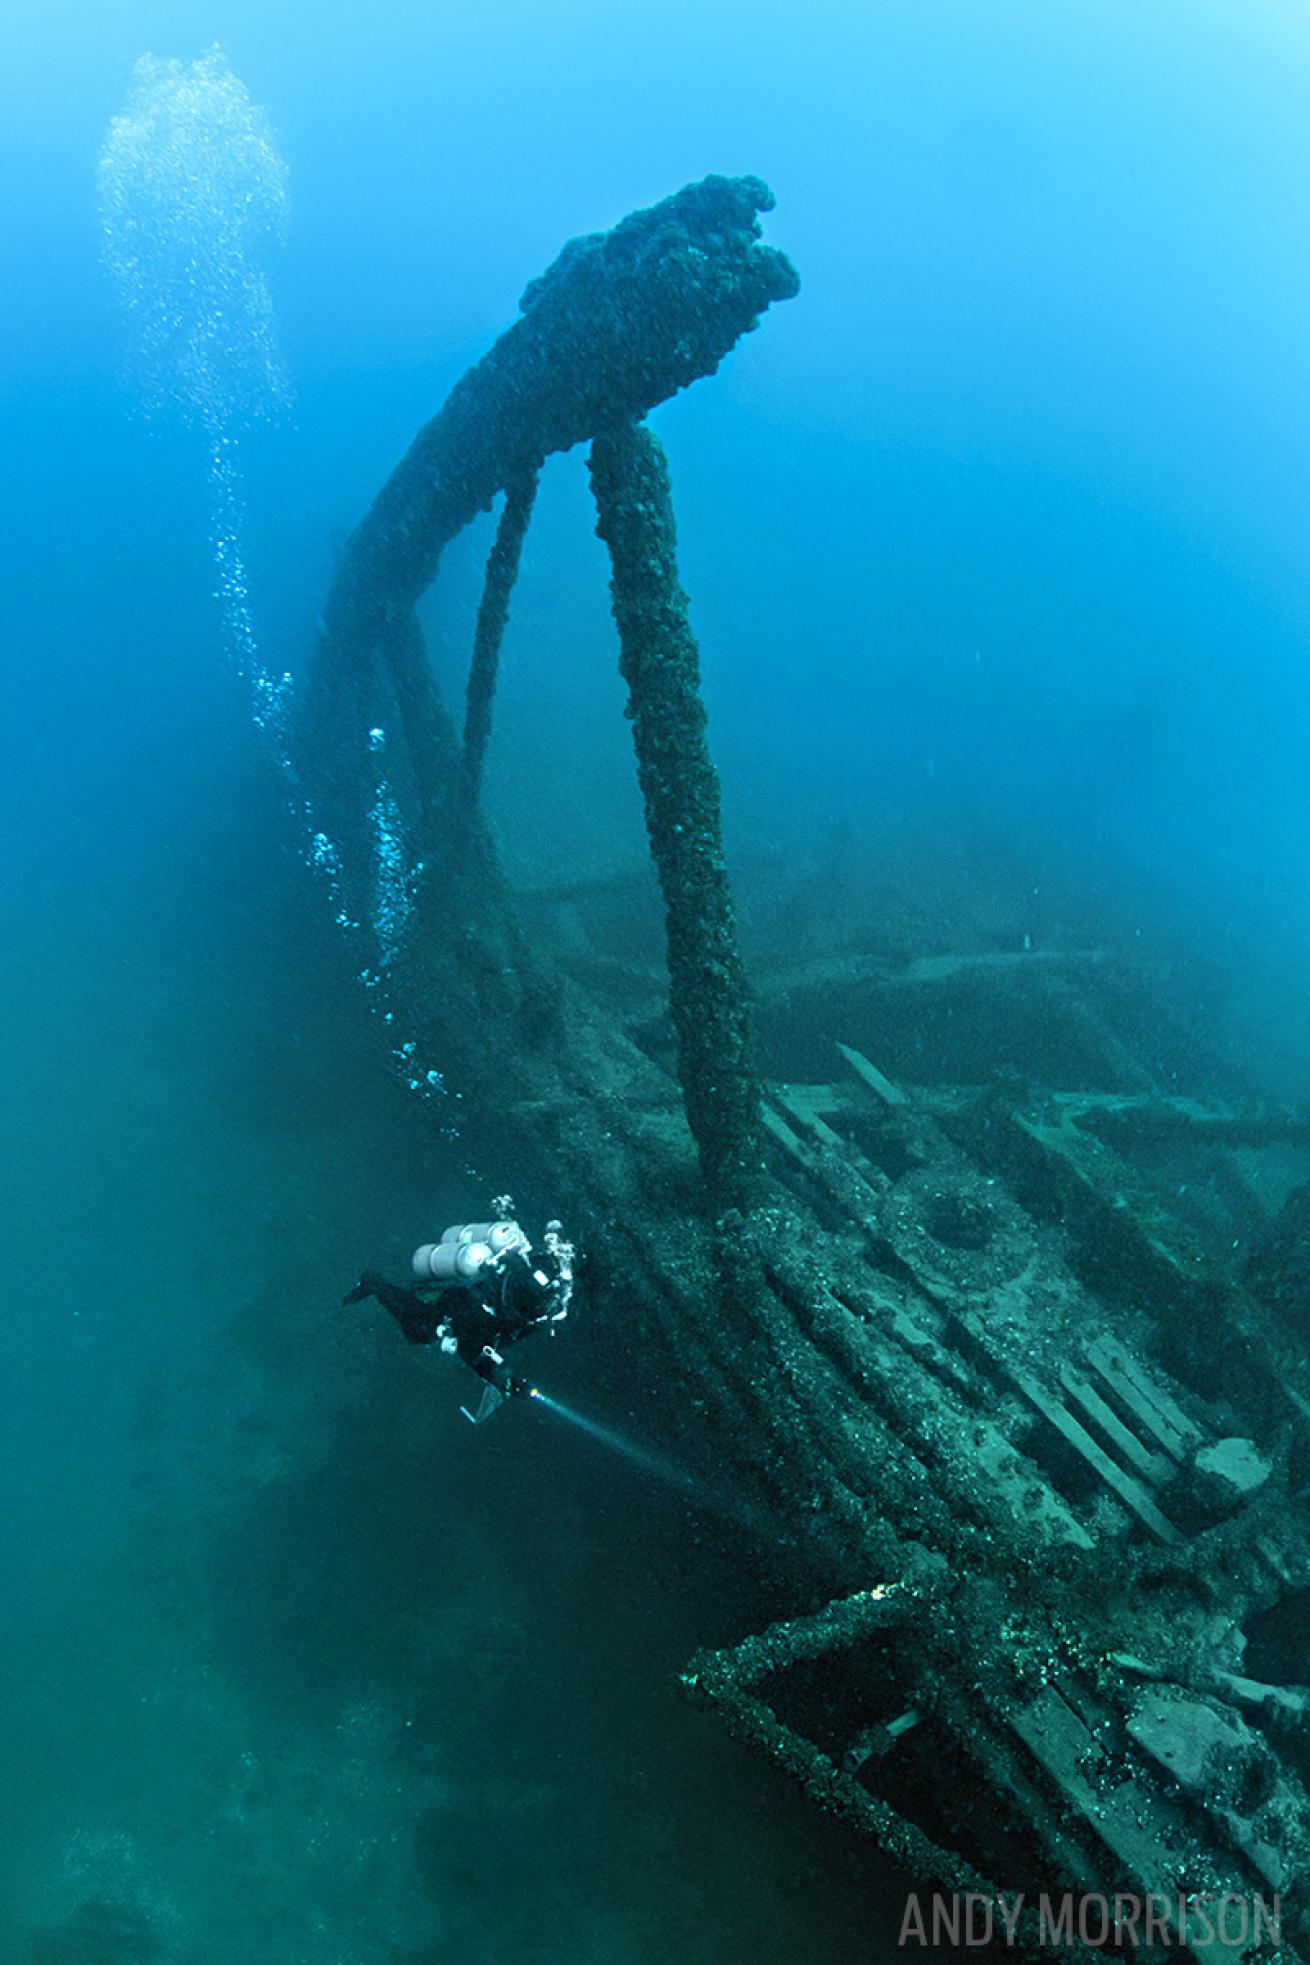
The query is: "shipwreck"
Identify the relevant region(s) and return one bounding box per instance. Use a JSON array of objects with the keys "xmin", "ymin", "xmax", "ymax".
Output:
[{"xmin": 289, "ymin": 174, "xmax": 1310, "ymax": 1962}]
